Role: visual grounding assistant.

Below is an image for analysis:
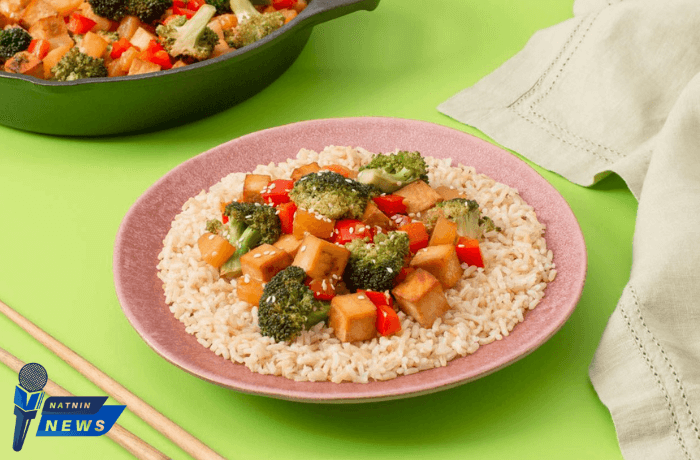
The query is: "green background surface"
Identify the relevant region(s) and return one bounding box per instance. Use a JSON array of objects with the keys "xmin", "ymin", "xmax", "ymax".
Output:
[{"xmin": 0, "ymin": 0, "xmax": 636, "ymax": 458}]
